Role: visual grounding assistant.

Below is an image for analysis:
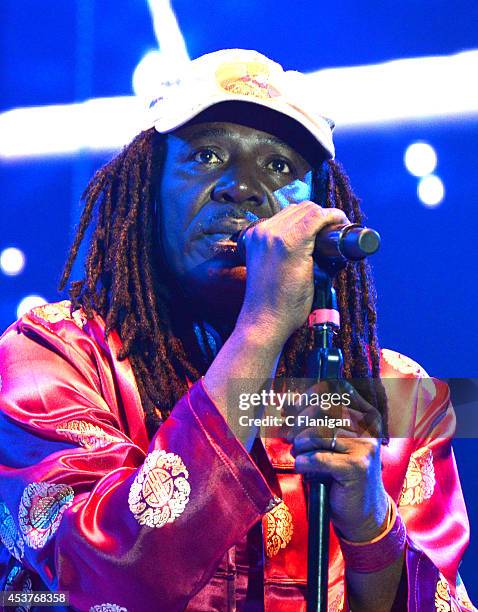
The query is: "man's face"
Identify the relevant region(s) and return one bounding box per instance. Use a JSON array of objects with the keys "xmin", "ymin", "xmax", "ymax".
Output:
[{"xmin": 157, "ymin": 105, "xmax": 320, "ymax": 310}]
